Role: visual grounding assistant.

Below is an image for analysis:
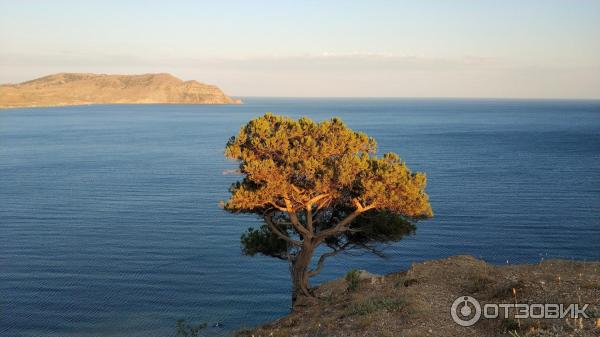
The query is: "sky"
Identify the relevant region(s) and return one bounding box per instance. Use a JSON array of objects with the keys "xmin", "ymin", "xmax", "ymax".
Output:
[{"xmin": 1, "ymin": 0, "xmax": 599, "ymax": 98}]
